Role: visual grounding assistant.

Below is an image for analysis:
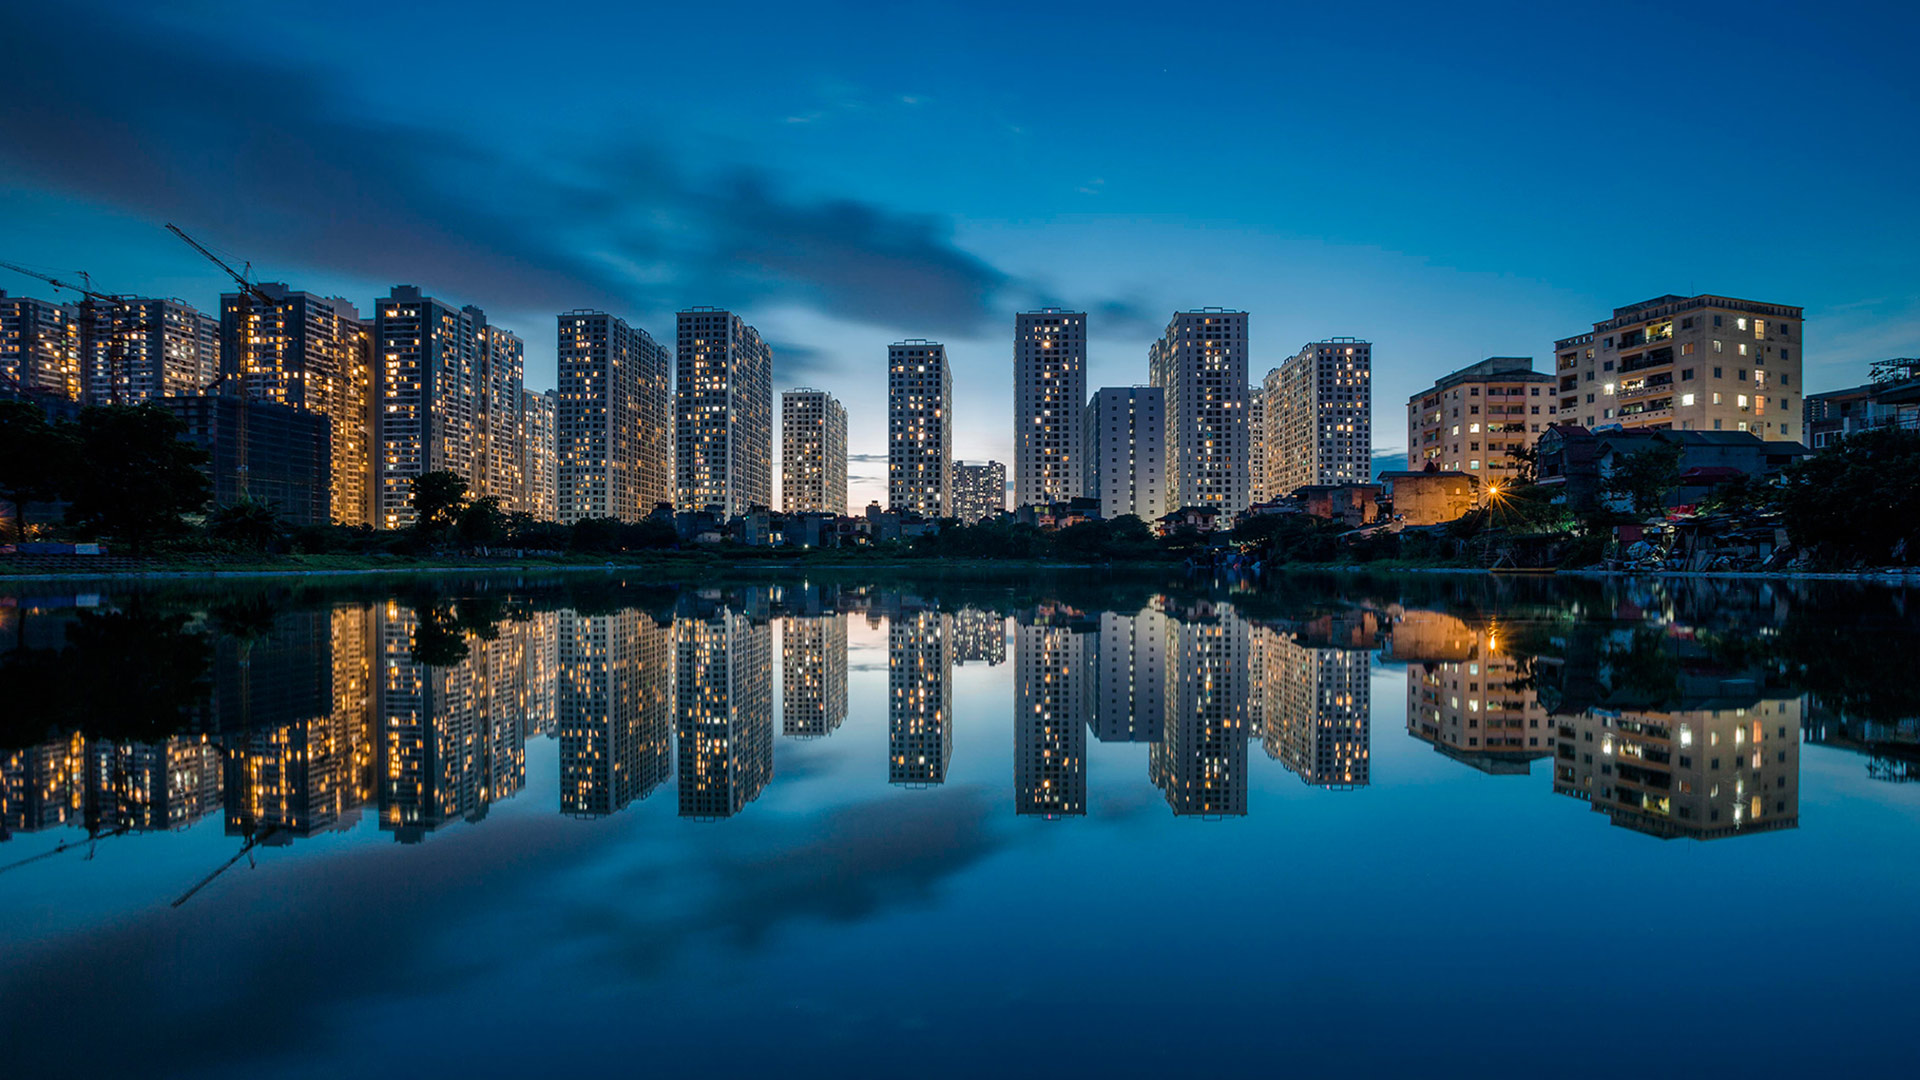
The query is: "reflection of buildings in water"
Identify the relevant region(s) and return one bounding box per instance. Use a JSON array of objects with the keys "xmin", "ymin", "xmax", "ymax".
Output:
[
  {"xmin": 952, "ymin": 608, "xmax": 1008, "ymax": 666},
  {"xmin": 86, "ymin": 734, "xmax": 223, "ymax": 832},
  {"xmin": 489, "ymin": 612, "xmax": 556, "ymax": 742},
  {"xmin": 1, "ymin": 734, "xmax": 86, "ymax": 837},
  {"xmin": 222, "ymin": 607, "xmax": 378, "ymax": 842},
  {"xmin": 1014, "ymin": 619, "xmax": 1088, "ymax": 816},
  {"xmin": 1395, "ymin": 614, "xmax": 1552, "ymax": 774},
  {"xmin": 375, "ymin": 605, "xmax": 525, "ymax": 842},
  {"xmin": 781, "ymin": 614, "xmax": 848, "ymax": 738},
  {"xmin": 676, "ymin": 607, "xmax": 774, "ymax": 818},
  {"xmin": 1151, "ymin": 603, "xmax": 1249, "ymax": 816},
  {"xmin": 6, "ymin": 731, "xmax": 223, "ymax": 838},
  {"xmin": 889, "ymin": 608, "xmax": 954, "ymax": 786},
  {"xmin": 1261, "ymin": 629, "xmax": 1370, "ymax": 788},
  {"xmin": 1090, "ymin": 607, "xmax": 1167, "ymax": 743},
  {"xmin": 558, "ymin": 611, "xmax": 673, "ymax": 817},
  {"xmin": 1805, "ymin": 699, "xmax": 1920, "ymax": 784},
  {"xmin": 1552, "ymin": 697, "xmax": 1802, "ymax": 839}
]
